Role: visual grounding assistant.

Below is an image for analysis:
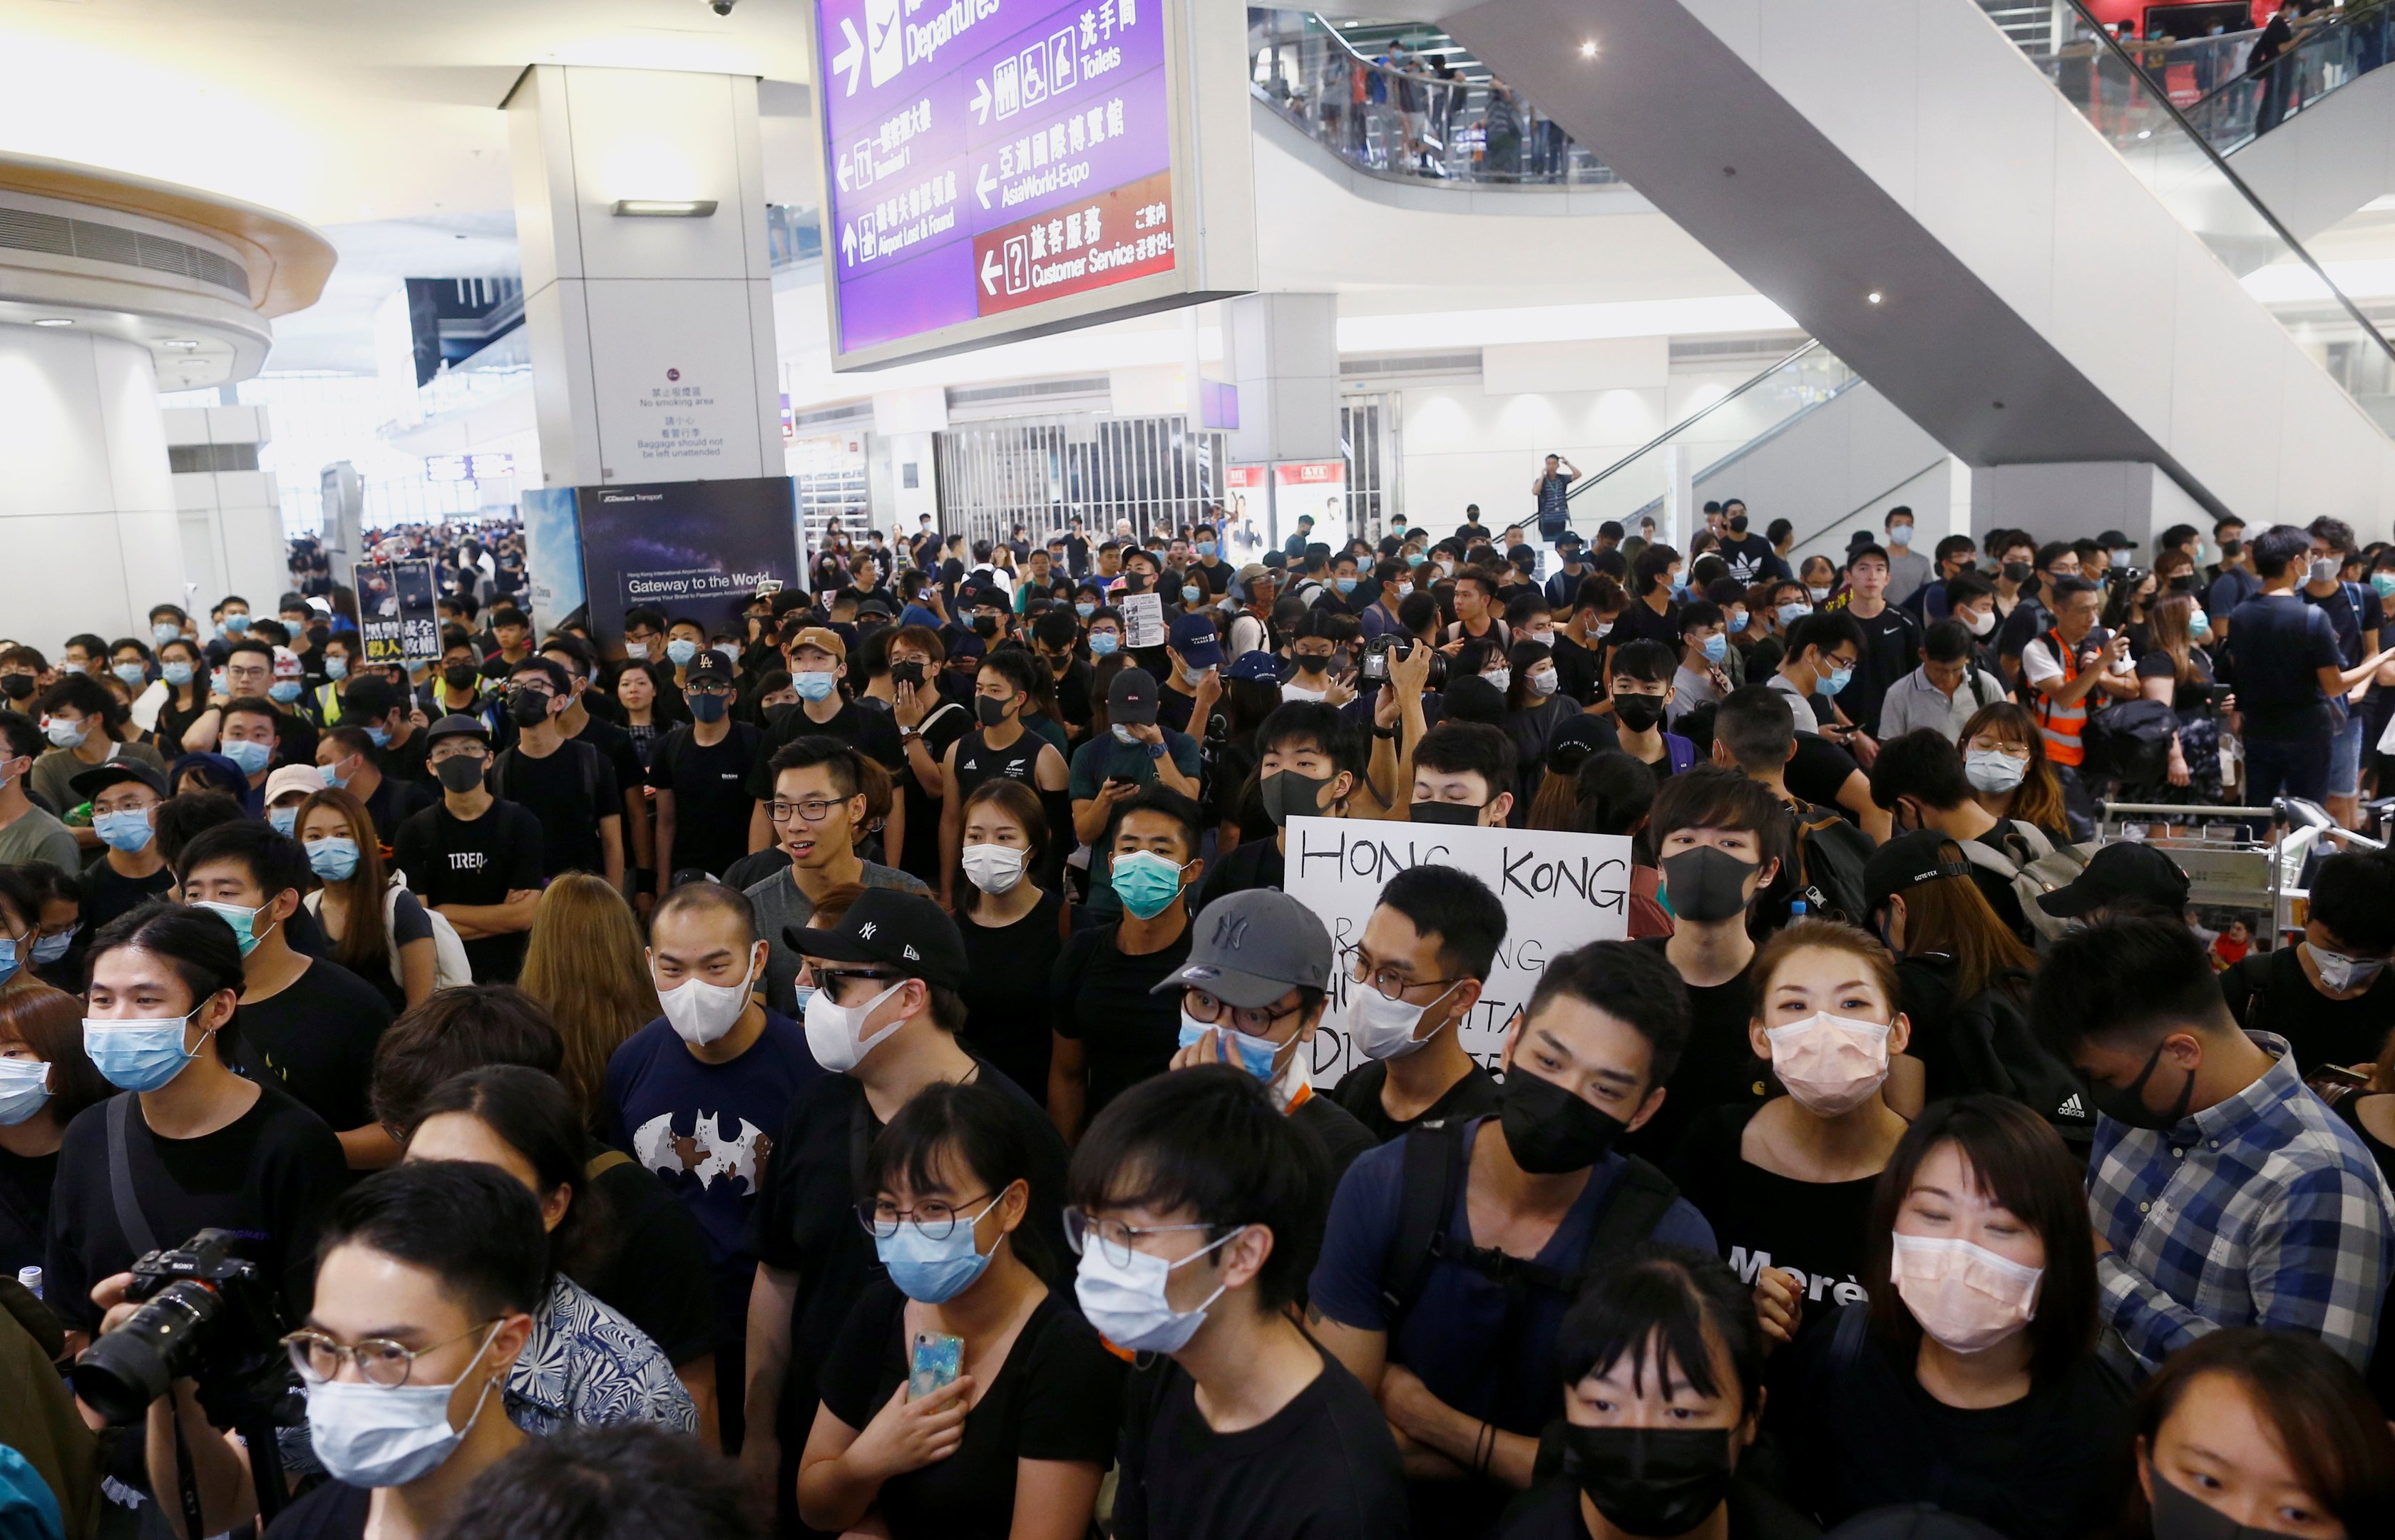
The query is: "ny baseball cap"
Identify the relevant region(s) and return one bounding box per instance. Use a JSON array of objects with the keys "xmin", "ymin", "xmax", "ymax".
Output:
[
  {"xmin": 1167, "ymin": 613, "xmax": 1223, "ymax": 667},
  {"xmin": 786, "ymin": 888, "xmax": 967, "ymax": 992},
  {"xmin": 1152, "ymin": 889, "xmax": 1333, "ymax": 1008},
  {"xmin": 1107, "ymin": 666, "xmax": 1160, "ymax": 727}
]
